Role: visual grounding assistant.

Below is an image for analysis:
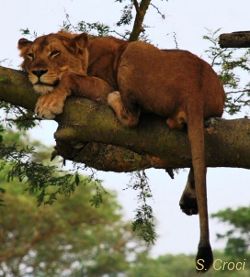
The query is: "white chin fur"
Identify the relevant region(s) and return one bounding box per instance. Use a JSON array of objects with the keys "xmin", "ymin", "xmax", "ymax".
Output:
[{"xmin": 33, "ymin": 84, "xmax": 54, "ymax": 95}]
